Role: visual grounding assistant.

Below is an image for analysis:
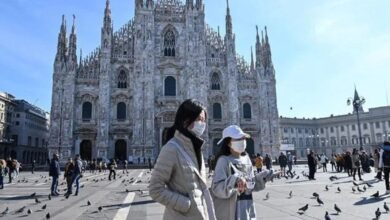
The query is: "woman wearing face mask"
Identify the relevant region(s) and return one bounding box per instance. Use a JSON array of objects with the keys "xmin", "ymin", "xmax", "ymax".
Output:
[
  {"xmin": 211, "ymin": 125, "xmax": 275, "ymax": 220},
  {"xmin": 149, "ymin": 99, "xmax": 216, "ymax": 220}
]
